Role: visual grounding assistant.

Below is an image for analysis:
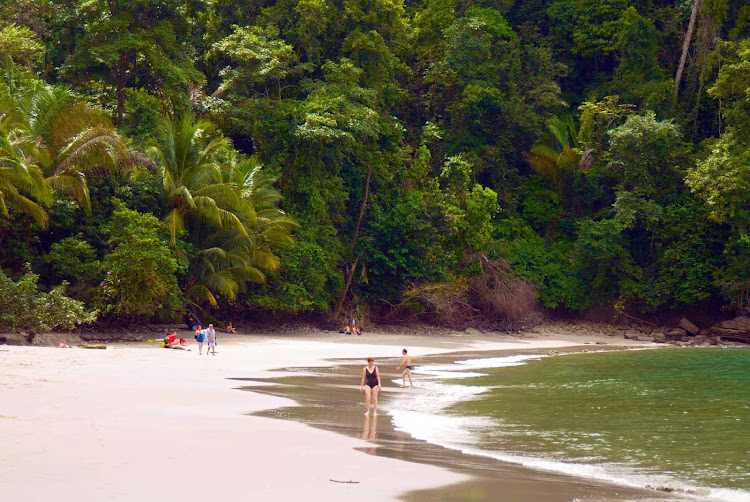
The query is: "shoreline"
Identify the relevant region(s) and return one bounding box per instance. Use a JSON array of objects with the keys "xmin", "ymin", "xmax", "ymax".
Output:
[
  {"xmin": 244, "ymin": 345, "xmax": 692, "ymax": 502},
  {"xmin": 1, "ymin": 330, "xmax": 661, "ymax": 501},
  {"xmin": 4, "ymin": 317, "xmax": 747, "ymax": 349}
]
